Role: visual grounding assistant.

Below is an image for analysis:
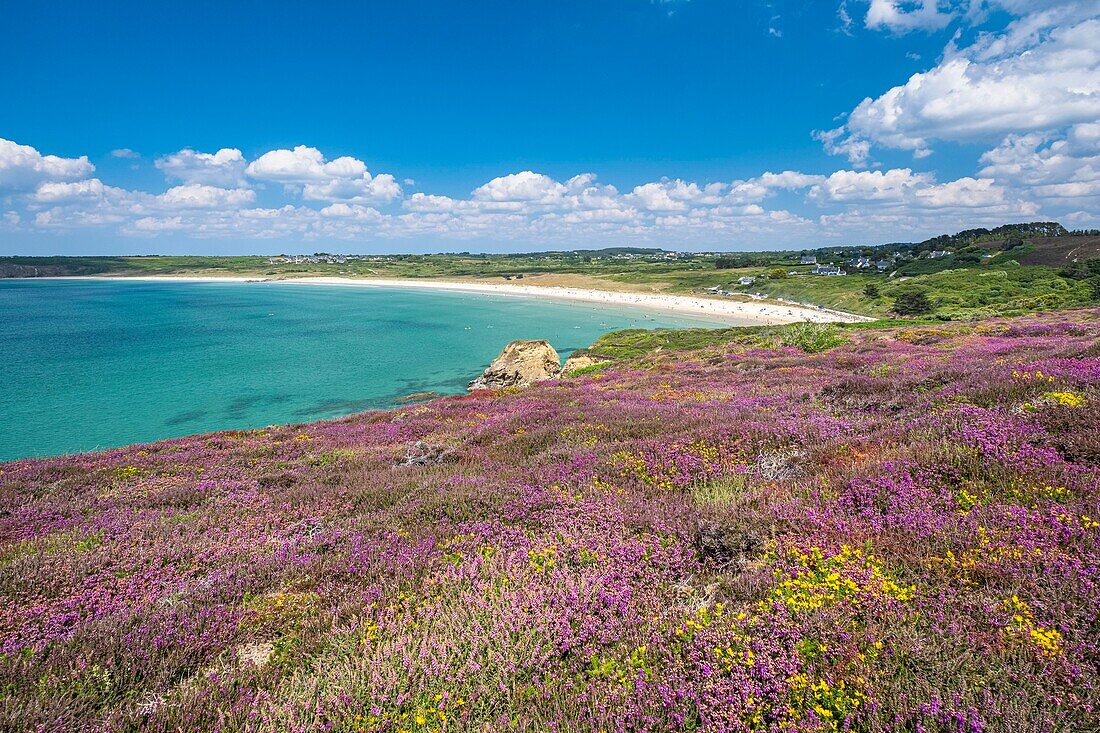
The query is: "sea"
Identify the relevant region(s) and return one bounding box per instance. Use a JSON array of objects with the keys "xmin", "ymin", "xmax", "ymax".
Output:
[{"xmin": 0, "ymin": 278, "xmax": 735, "ymax": 461}]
